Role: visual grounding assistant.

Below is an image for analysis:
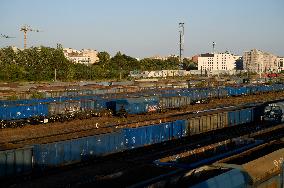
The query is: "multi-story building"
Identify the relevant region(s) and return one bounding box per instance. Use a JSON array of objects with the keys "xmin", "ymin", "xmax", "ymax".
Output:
[
  {"xmin": 63, "ymin": 48, "xmax": 99, "ymax": 65},
  {"xmin": 243, "ymin": 49, "xmax": 278, "ymax": 73},
  {"xmin": 149, "ymin": 55, "xmax": 168, "ymax": 60},
  {"xmin": 276, "ymin": 57, "xmax": 284, "ymax": 72},
  {"xmin": 197, "ymin": 52, "xmax": 241, "ymax": 72},
  {"xmin": 191, "ymin": 55, "xmax": 200, "ymax": 64},
  {"xmin": 149, "ymin": 54, "xmax": 179, "ymax": 61}
]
